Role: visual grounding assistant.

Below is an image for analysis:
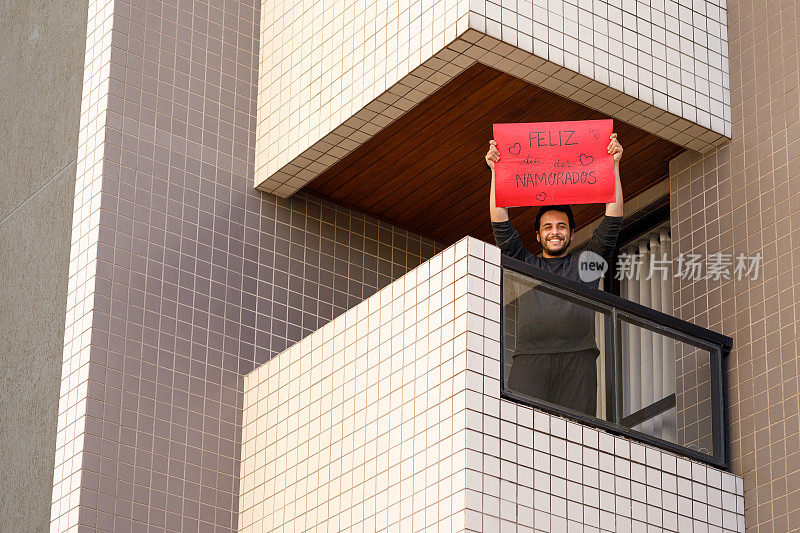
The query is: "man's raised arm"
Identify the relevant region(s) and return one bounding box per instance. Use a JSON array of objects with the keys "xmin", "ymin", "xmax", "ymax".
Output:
[
  {"xmin": 606, "ymin": 133, "xmax": 624, "ymax": 217},
  {"xmin": 486, "ymin": 140, "xmax": 509, "ymax": 223}
]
